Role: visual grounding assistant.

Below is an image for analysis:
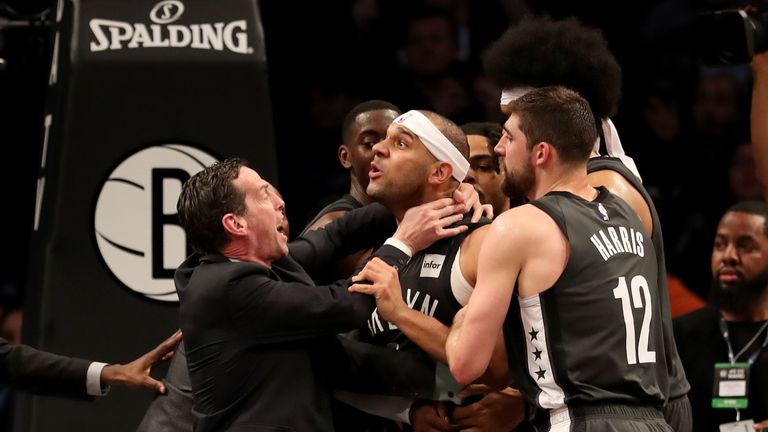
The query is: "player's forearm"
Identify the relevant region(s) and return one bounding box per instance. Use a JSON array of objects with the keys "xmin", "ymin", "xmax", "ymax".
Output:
[
  {"xmin": 475, "ymin": 331, "xmax": 510, "ymax": 389},
  {"xmin": 446, "ymin": 307, "xmax": 495, "ymax": 385},
  {"xmin": 390, "ymin": 307, "xmax": 450, "ymax": 363}
]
